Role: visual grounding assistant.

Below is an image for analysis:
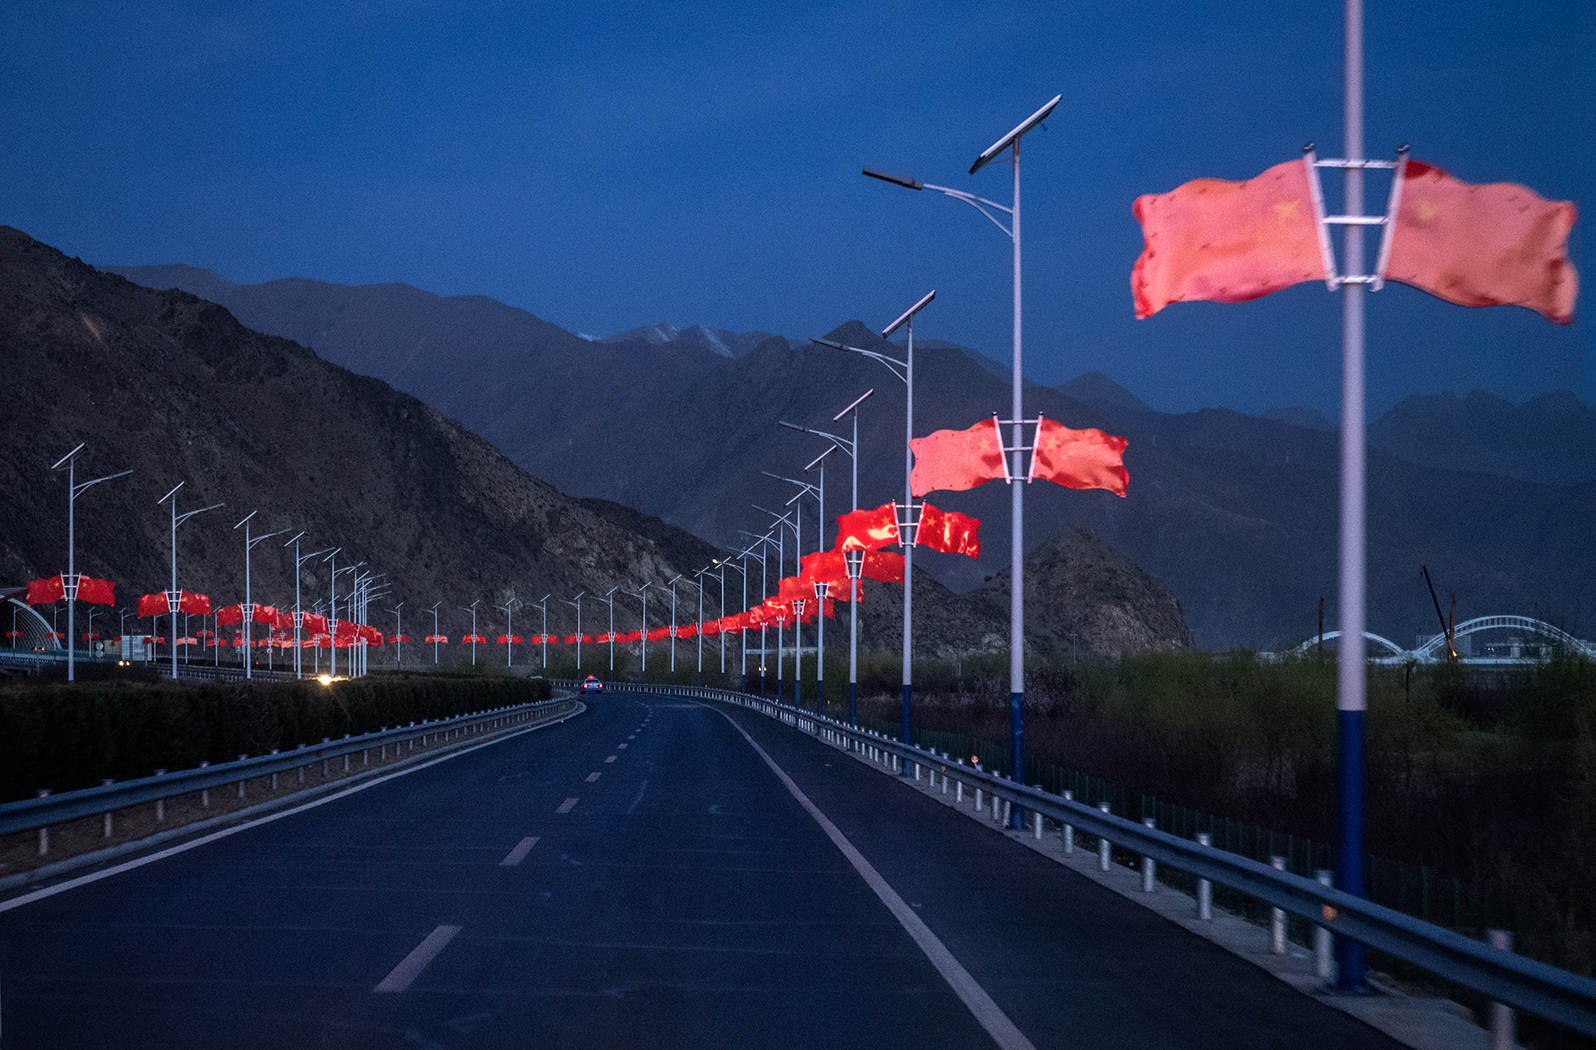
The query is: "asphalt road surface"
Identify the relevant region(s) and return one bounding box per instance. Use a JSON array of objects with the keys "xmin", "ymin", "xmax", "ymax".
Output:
[{"xmin": 0, "ymin": 690, "xmax": 1405, "ymax": 1049}]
